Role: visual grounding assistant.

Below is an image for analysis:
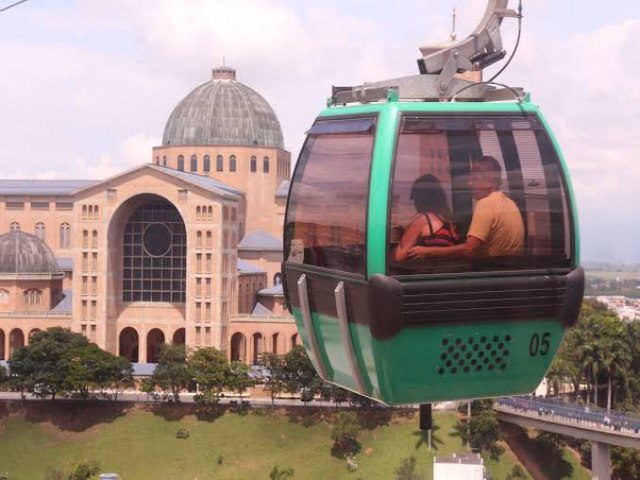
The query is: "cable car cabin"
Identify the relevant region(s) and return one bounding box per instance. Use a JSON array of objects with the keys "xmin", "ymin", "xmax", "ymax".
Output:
[{"xmin": 283, "ymin": 96, "xmax": 584, "ymax": 405}]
